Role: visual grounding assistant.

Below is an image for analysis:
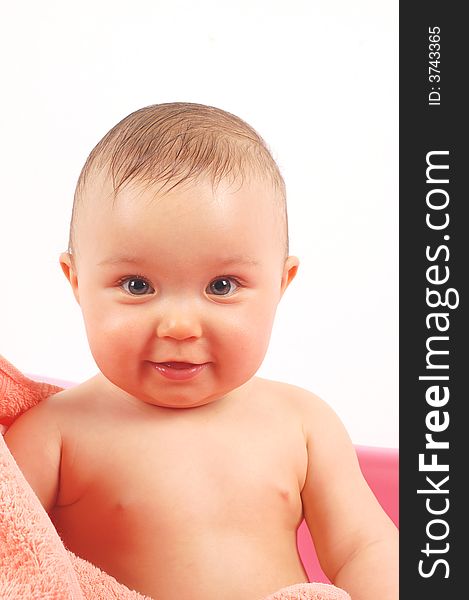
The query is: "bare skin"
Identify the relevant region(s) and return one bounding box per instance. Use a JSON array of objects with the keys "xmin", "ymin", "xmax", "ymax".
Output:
[
  {"xmin": 5, "ymin": 369, "xmax": 399, "ymax": 600},
  {"xmin": 4, "ymin": 174, "xmax": 398, "ymax": 599},
  {"xmin": 48, "ymin": 375, "xmax": 310, "ymax": 600}
]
